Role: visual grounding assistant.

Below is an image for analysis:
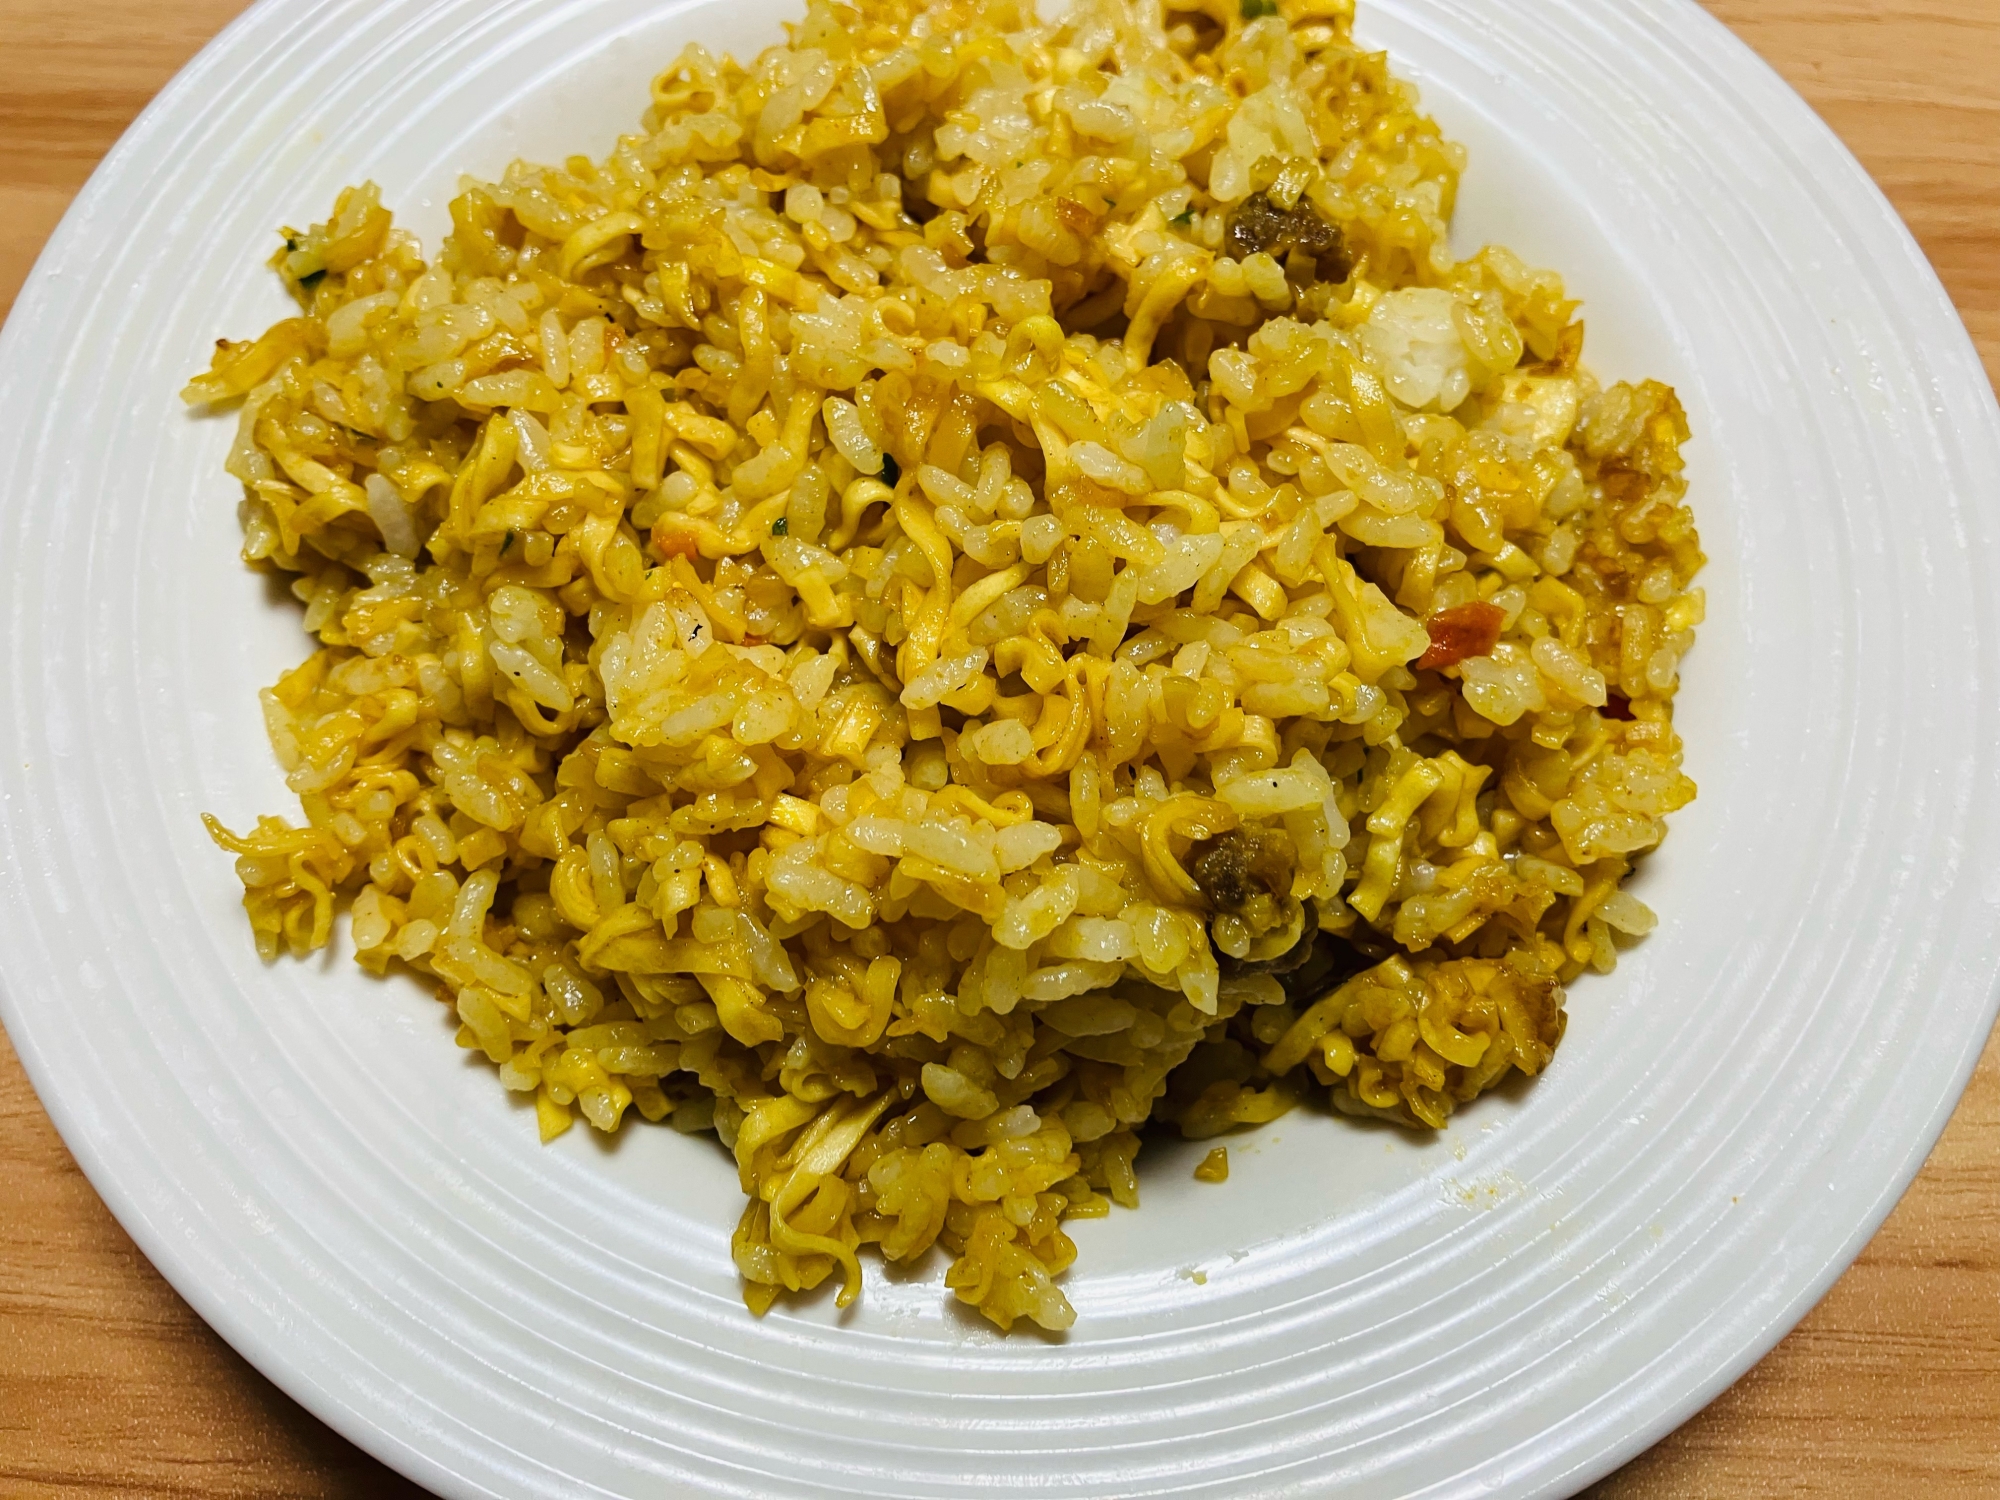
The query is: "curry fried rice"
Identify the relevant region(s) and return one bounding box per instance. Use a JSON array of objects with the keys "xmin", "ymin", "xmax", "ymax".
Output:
[{"xmin": 190, "ymin": 0, "xmax": 1702, "ymax": 1331}]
